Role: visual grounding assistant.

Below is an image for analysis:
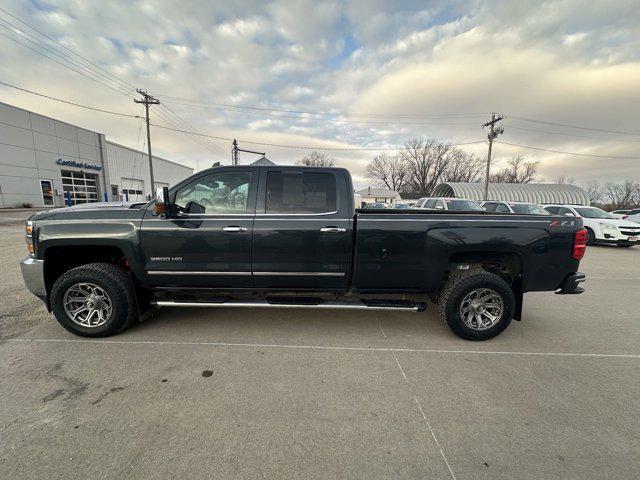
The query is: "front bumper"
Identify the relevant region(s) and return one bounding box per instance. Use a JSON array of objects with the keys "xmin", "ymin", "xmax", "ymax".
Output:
[
  {"xmin": 555, "ymin": 272, "xmax": 586, "ymax": 295},
  {"xmin": 597, "ymin": 238, "xmax": 639, "ymax": 246},
  {"xmin": 20, "ymin": 258, "xmax": 46, "ymax": 299}
]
